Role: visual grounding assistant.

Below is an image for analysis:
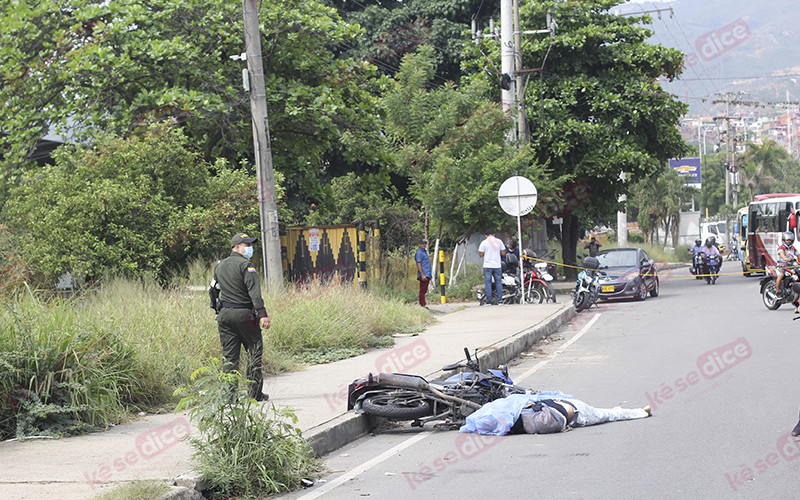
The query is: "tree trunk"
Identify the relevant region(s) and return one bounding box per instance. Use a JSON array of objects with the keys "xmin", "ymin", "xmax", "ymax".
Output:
[
  {"xmin": 672, "ymin": 213, "xmax": 680, "ymax": 247},
  {"xmin": 560, "ymin": 213, "xmax": 579, "ymax": 281}
]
